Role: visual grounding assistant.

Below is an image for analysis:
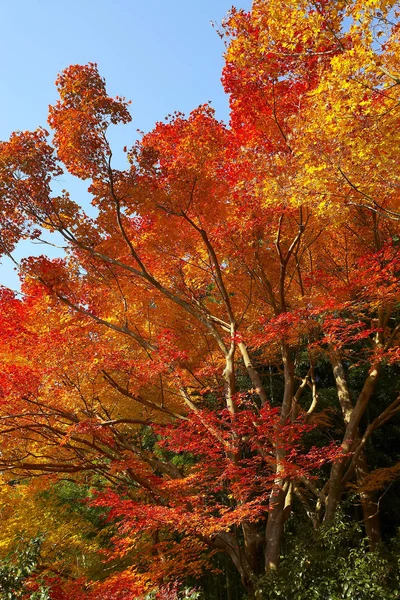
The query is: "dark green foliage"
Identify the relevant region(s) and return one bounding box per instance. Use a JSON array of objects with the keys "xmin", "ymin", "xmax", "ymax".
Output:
[
  {"xmin": 0, "ymin": 536, "xmax": 50, "ymax": 600},
  {"xmin": 42, "ymin": 480, "xmax": 107, "ymax": 533},
  {"xmin": 256, "ymin": 515, "xmax": 400, "ymax": 600}
]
